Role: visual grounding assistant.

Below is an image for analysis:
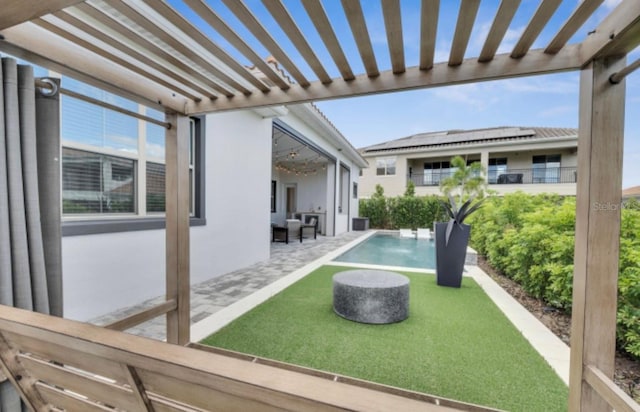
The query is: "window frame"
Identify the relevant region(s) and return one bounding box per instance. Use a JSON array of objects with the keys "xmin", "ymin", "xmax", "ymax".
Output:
[
  {"xmin": 488, "ymin": 157, "xmax": 508, "ymax": 184},
  {"xmin": 375, "ymin": 157, "xmax": 396, "ymax": 176},
  {"xmin": 62, "ymin": 115, "xmax": 206, "ymax": 236},
  {"xmin": 270, "ymin": 180, "xmax": 277, "ymax": 213},
  {"xmin": 532, "ymin": 154, "xmax": 561, "ymax": 184}
]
